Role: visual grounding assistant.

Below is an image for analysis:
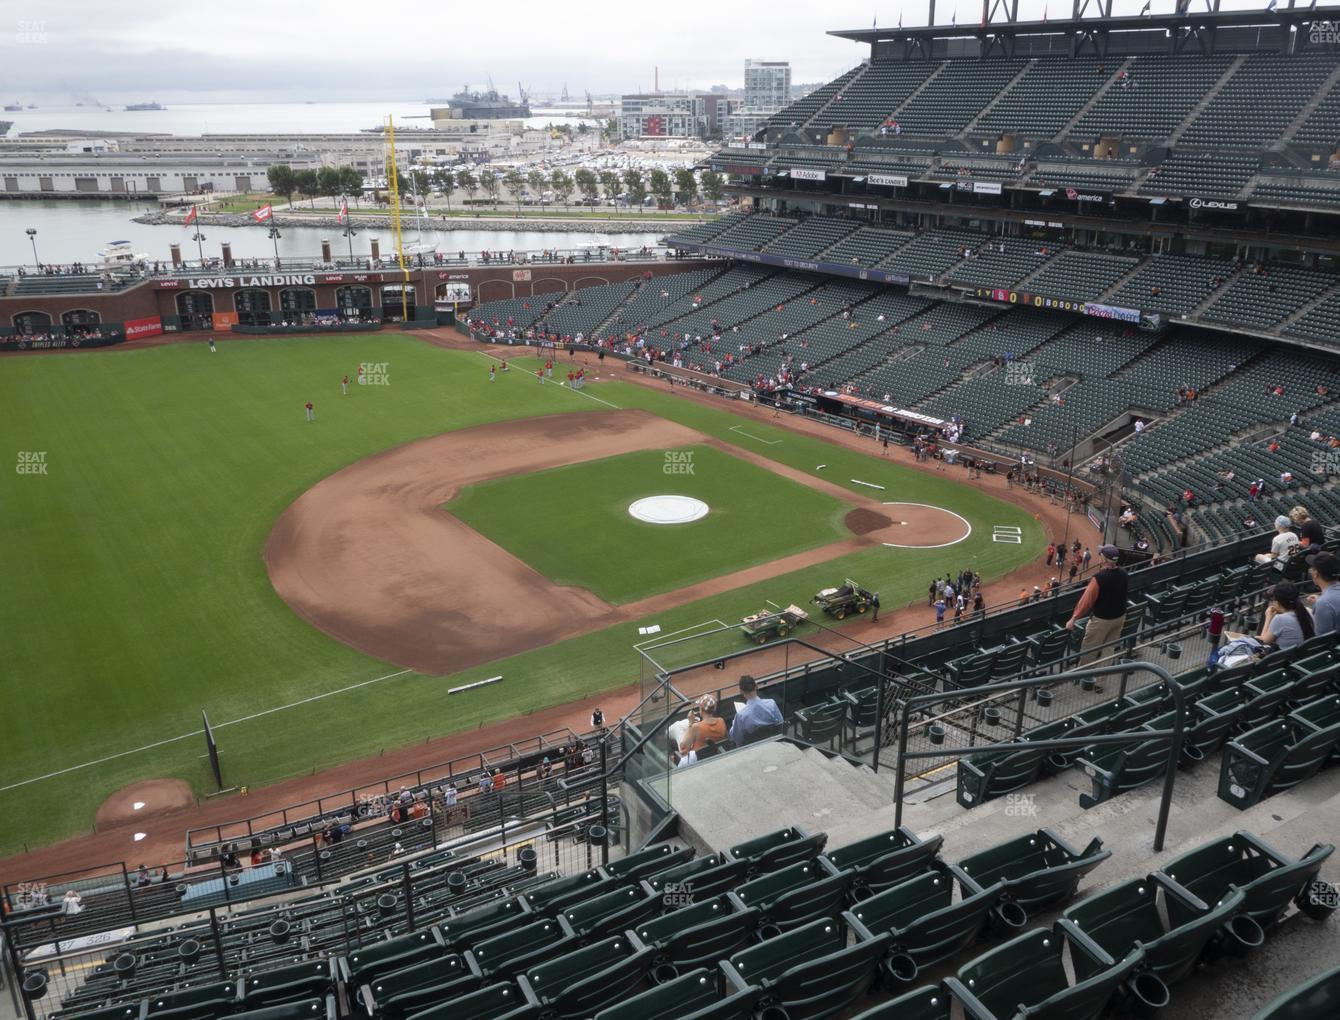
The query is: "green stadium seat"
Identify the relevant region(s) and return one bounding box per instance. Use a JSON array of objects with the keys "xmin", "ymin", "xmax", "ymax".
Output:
[
  {"xmin": 437, "ymin": 897, "xmax": 529, "ymax": 949},
  {"xmin": 726, "ymin": 827, "xmax": 827, "ymax": 875},
  {"xmin": 601, "ymin": 842, "xmax": 694, "ymax": 882},
  {"xmin": 957, "ymin": 829, "xmax": 1110, "ymax": 924},
  {"xmin": 402, "ymin": 982, "xmax": 537, "ymax": 1020},
  {"xmin": 61, "ymin": 1005, "xmax": 145, "ymax": 1020},
  {"xmin": 645, "ymin": 854, "xmax": 750, "ymax": 901},
  {"xmin": 1219, "ymin": 696, "xmax": 1340, "ymax": 809},
  {"xmin": 843, "ymin": 863, "xmax": 998, "ymax": 988},
  {"xmin": 1061, "ymin": 875, "xmax": 1251, "ymax": 994},
  {"xmin": 521, "ymin": 870, "xmax": 616, "ymax": 914},
  {"xmin": 729, "ymin": 859, "xmax": 849, "ymax": 932},
  {"xmin": 361, "ymin": 954, "xmax": 477, "ymax": 1019},
  {"xmin": 633, "ymin": 895, "xmax": 761, "ymax": 973},
  {"xmin": 721, "ymin": 917, "xmax": 888, "ymax": 1020},
  {"xmin": 519, "ymin": 934, "xmax": 655, "ymax": 1020},
  {"xmin": 957, "ymin": 717, "xmax": 1073, "ymax": 809},
  {"xmin": 1074, "ymin": 726, "xmax": 1174, "ymax": 809},
  {"xmin": 821, "ymin": 826, "xmax": 943, "ymax": 899},
  {"xmin": 848, "ymin": 985, "xmax": 952, "ymax": 1020},
  {"xmin": 1160, "ymin": 832, "xmax": 1337, "ymax": 930},
  {"xmin": 1250, "ymin": 962, "xmax": 1340, "ymax": 1019},
  {"xmin": 343, "ymin": 928, "xmax": 443, "ymax": 985},
  {"xmin": 946, "ymin": 927, "xmax": 1142, "ymax": 1020},
  {"xmin": 591, "ymin": 968, "xmax": 759, "ymax": 1020},
  {"xmin": 146, "ymin": 983, "xmax": 236, "ymax": 1017},
  {"xmin": 559, "ymin": 885, "xmax": 661, "ymax": 940},
  {"xmin": 465, "ymin": 916, "xmax": 578, "ymax": 980},
  {"xmin": 240, "ymin": 962, "xmax": 333, "ymax": 1009}
]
